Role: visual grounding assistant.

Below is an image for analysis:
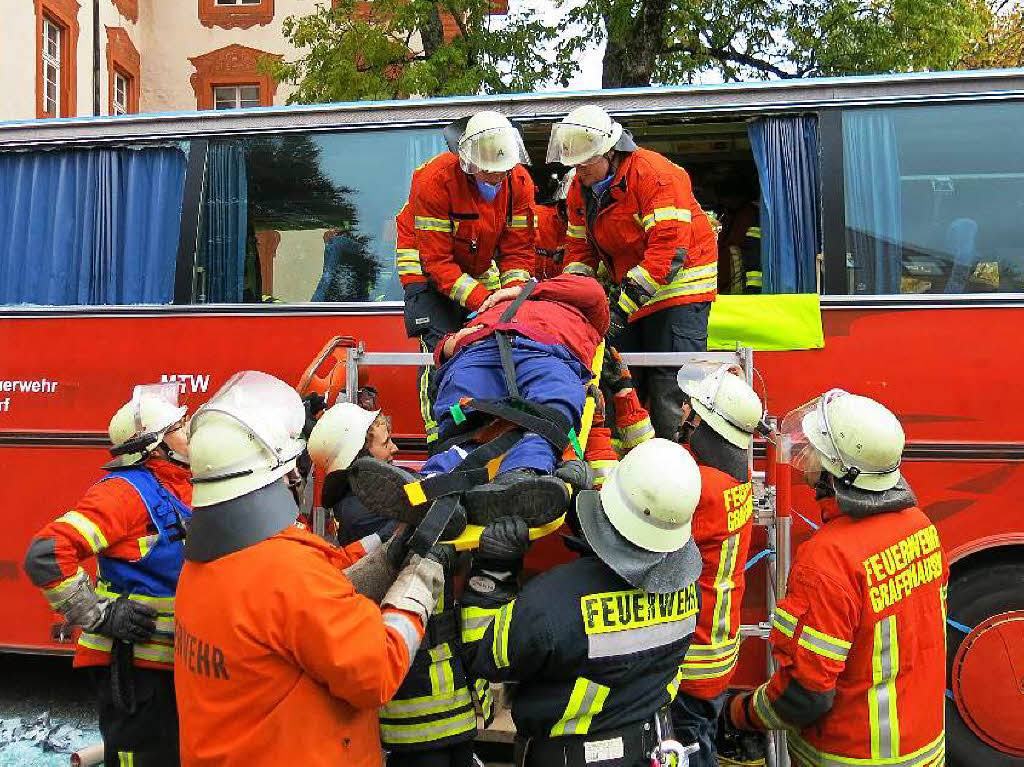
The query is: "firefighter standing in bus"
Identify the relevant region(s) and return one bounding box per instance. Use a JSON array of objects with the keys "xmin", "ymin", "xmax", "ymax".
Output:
[
  {"xmin": 728, "ymin": 391, "xmax": 948, "ymax": 766},
  {"xmin": 547, "ymin": 105, "xmax": 718, "ymax": 443},
  {"xmin": 673, "ymin": 366, "xmax": 762, "ymax": 766},
  {"xmin": 23, "ymin": 383, "xmax": 193, "ymax": 767},
  {"xmin": 173, "ymin": 371, "xmax": 449, "ymax": 767},
  {"xmin": 396, "ymin": 110, "xmax": 537, "ymax": 446}
]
